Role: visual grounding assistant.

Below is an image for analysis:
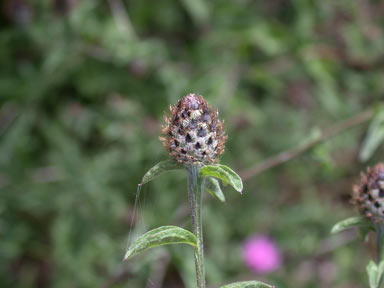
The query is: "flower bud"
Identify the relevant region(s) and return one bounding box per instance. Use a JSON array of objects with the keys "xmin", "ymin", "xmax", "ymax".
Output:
[
  {"xmin": 352, "ymin": 163, "xmax": 384, "ymax": 223},
  {"xmin": 160, "ymin": 94, "xmax": 227, "ymax": 164}
]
